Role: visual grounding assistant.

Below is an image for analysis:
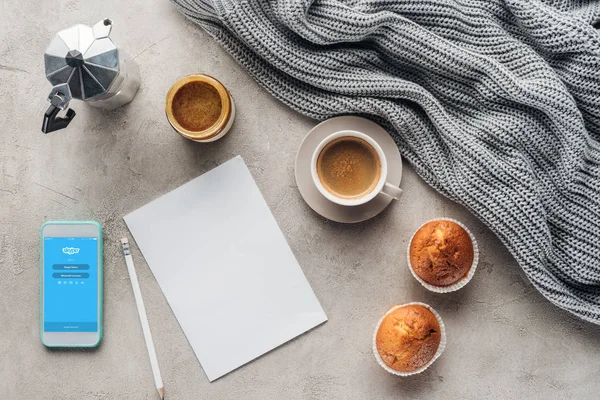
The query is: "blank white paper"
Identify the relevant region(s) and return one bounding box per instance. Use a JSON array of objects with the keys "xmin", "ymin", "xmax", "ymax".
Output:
[{"xmin": 124, "ymin": 156, "xmax": 327, "ymax": 381}]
